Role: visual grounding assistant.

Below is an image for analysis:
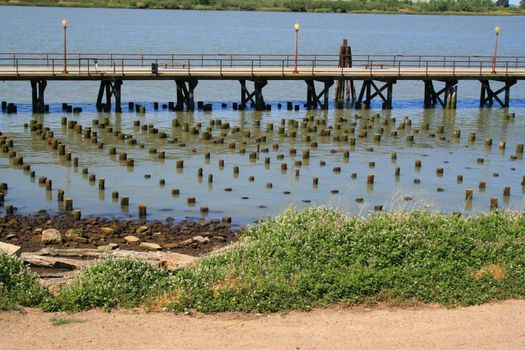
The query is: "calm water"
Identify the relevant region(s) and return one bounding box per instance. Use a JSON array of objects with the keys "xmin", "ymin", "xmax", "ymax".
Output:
[{"xmin": 0, "ymin": 6, "xmax": 524, "ymax": 224}]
